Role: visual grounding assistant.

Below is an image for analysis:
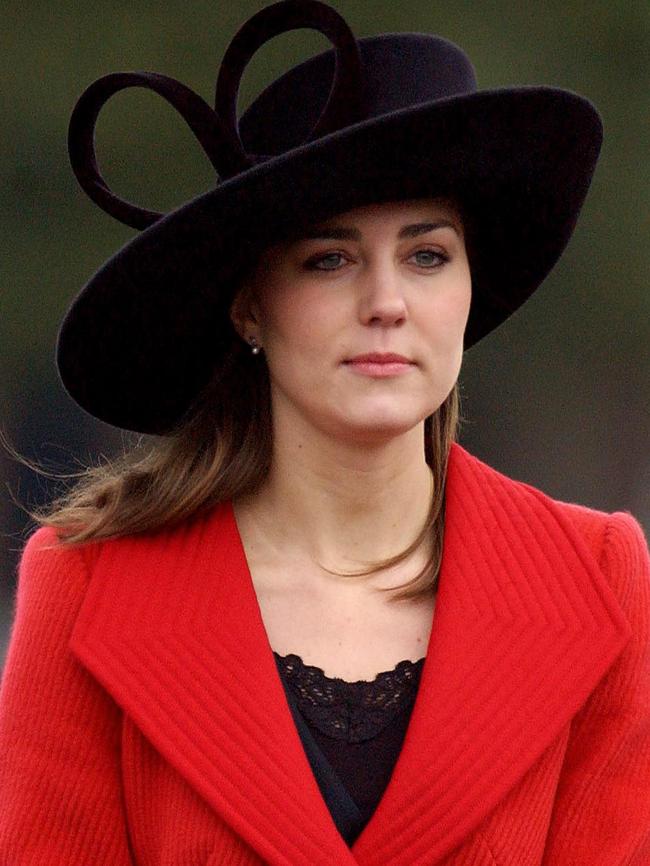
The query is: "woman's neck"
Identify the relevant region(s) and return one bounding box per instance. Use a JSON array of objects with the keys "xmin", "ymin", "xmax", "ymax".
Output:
[{"xmin": 233, "ymin": 415, "xmax": 435, "ymax": 592}]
